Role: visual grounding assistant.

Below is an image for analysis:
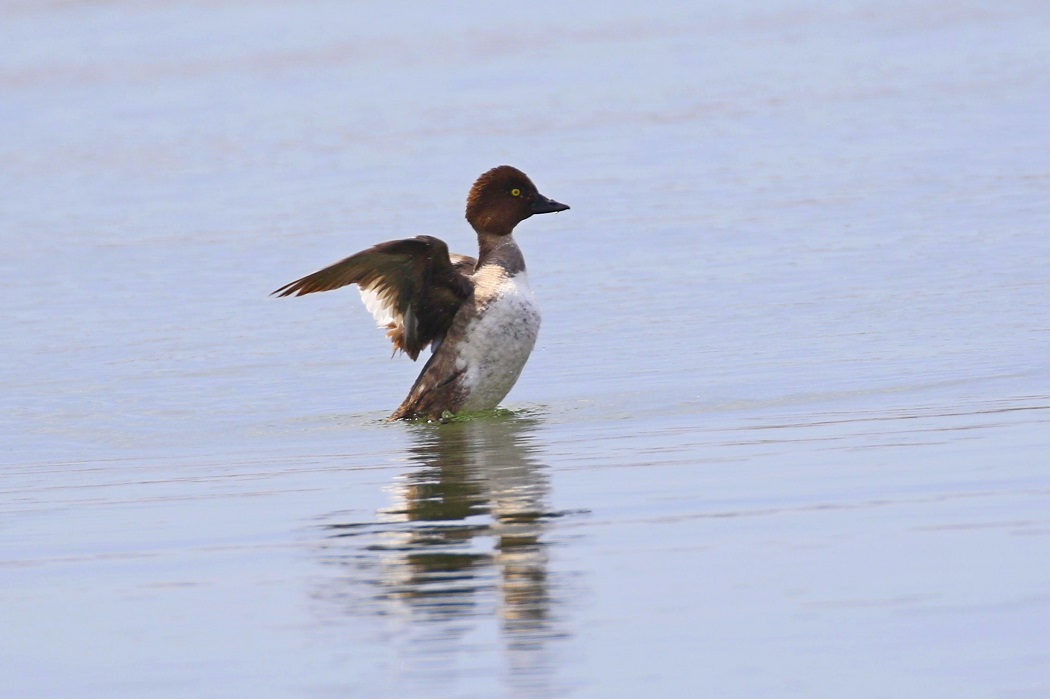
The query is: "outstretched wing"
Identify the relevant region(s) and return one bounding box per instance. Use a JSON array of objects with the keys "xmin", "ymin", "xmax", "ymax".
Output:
[{"xmin": 273, "ymin": 236, "xmax": 475, "ymax": 360}]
